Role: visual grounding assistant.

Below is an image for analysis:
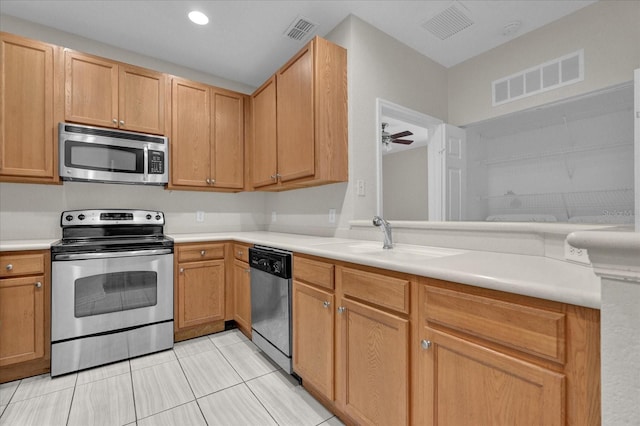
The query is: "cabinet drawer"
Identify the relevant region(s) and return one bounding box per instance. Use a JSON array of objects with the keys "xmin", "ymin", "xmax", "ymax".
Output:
[
  {"xmin": 233, "ymin": 244, "xmax": 251, "ymax": 262},
  {"xmin": 294, "ymin": 256, "xmax": 334, "ymax": 290},
  {"xmin": 0, "ymin": 252, "xmax": 45, "ymax": 277},
  {"xmin": 338, "ymin": 266, "xmax": 409, "ymax": 314},
  {"xmin": 177, "ymin": 243, "xmax": 225, "ymax": 262},
  {"xmin": 424, "ymin": 285, "xmax": 566, "ymax": 363}
]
